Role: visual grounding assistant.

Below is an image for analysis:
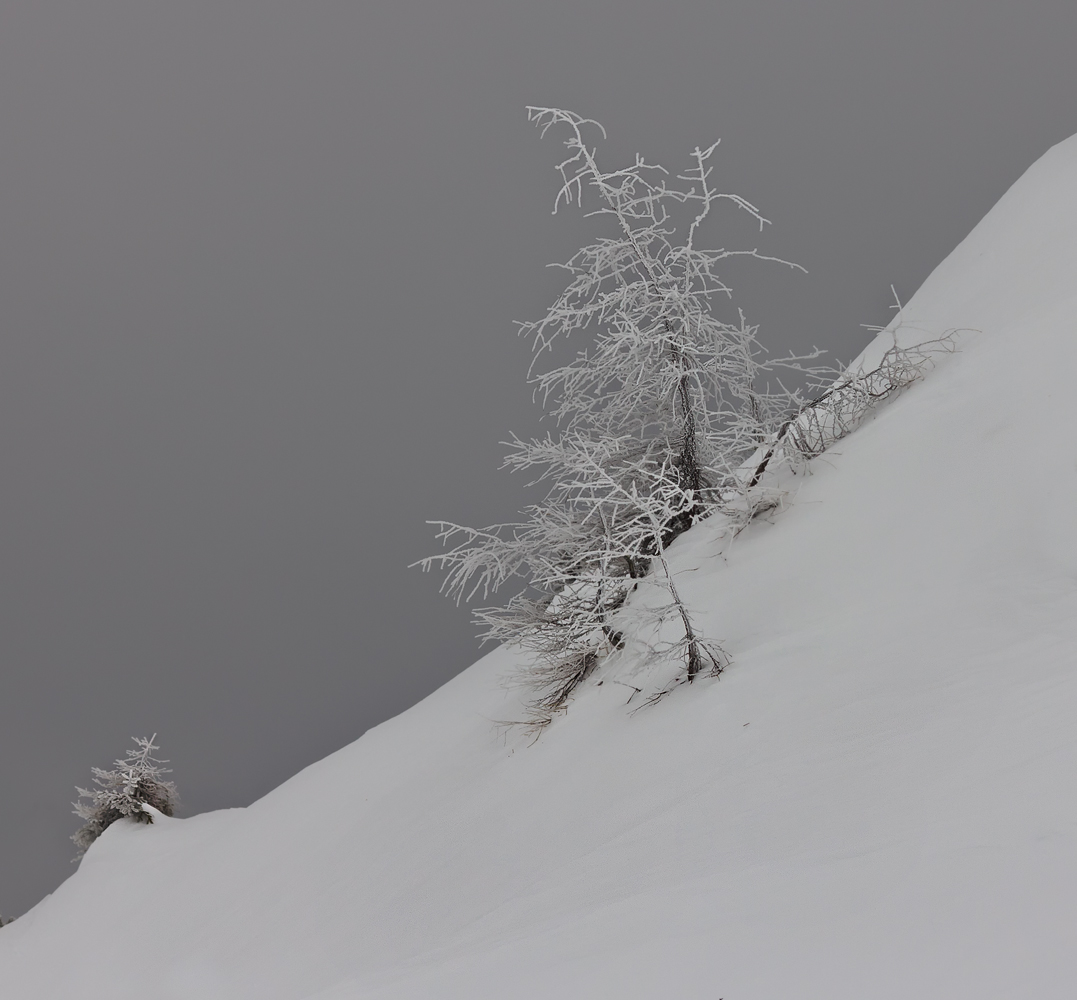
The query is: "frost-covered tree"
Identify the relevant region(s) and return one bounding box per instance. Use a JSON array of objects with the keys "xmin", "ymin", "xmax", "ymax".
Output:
[
  {"xmin": 72, "ymin": 735, "xmax": 178, "ymax": 857},
  {"xmin": 419, "ymin": 108, "xmax": 929, "ymax": 725}
]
